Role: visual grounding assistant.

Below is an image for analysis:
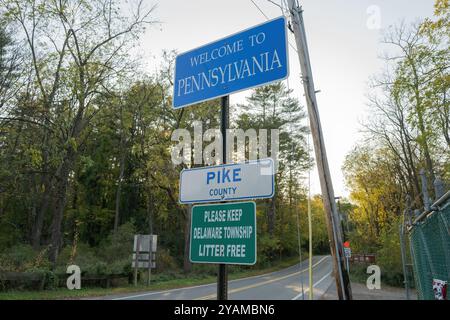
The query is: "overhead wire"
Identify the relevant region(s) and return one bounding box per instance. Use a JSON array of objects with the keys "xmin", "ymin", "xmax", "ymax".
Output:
[
  {"xmin": 250, "ymin": 0, "xmax": 270, "ymax": 19},
  {"xmin": 249, "ymin": 0, "xmax": 298, "ymax": 53}
]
